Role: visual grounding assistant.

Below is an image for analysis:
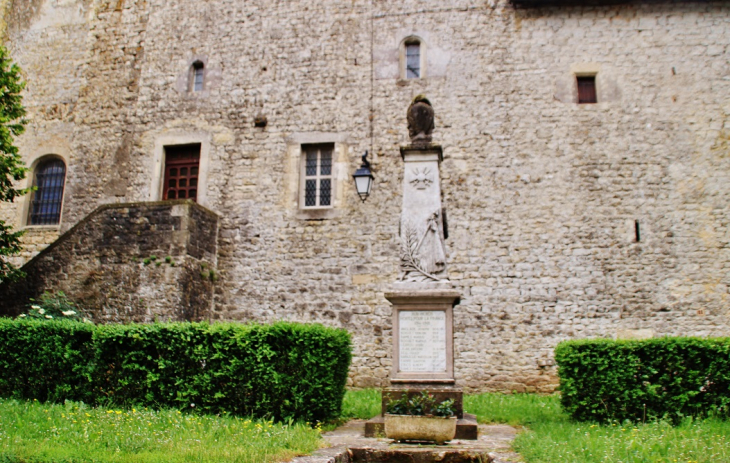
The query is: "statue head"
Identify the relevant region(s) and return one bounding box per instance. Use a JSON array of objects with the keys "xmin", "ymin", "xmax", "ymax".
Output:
[
  {"xmin": 407, "ymin": 95, "xmax": 435, "ymax": 144},
  {"xmin": 412, "ymin": 94, "xmax": 432, "ymax": 106}
]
